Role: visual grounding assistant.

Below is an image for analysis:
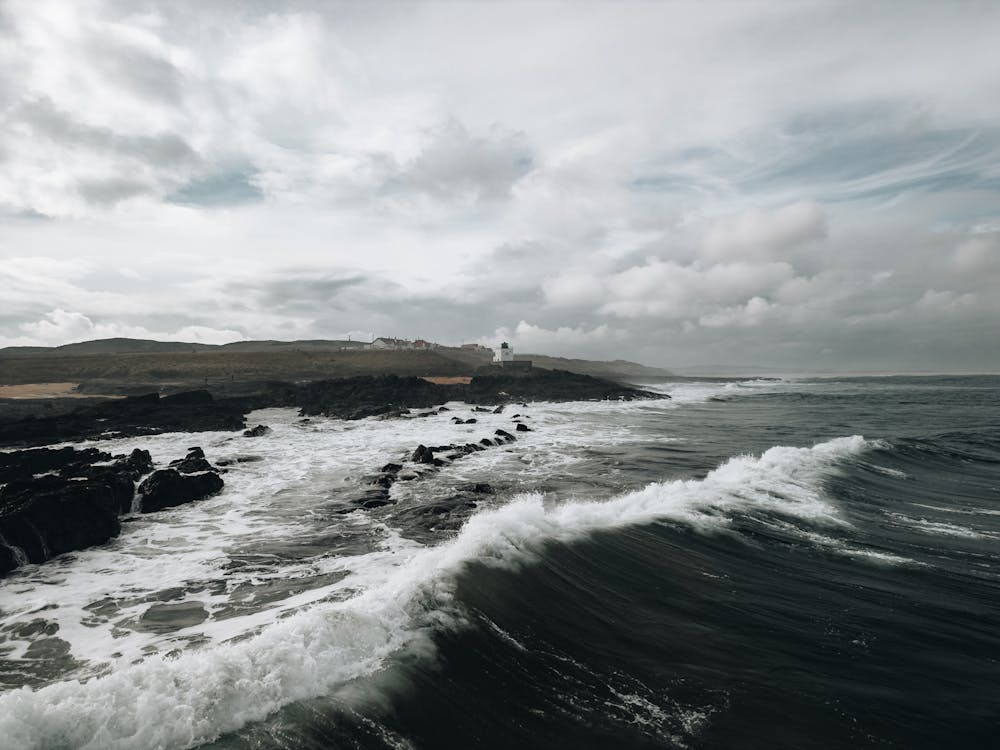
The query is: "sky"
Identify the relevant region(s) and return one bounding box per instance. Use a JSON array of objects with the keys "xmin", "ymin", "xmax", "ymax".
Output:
[{"xmin": 1, "ymin": 0, "xmax": 999, "ymax": 372}]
